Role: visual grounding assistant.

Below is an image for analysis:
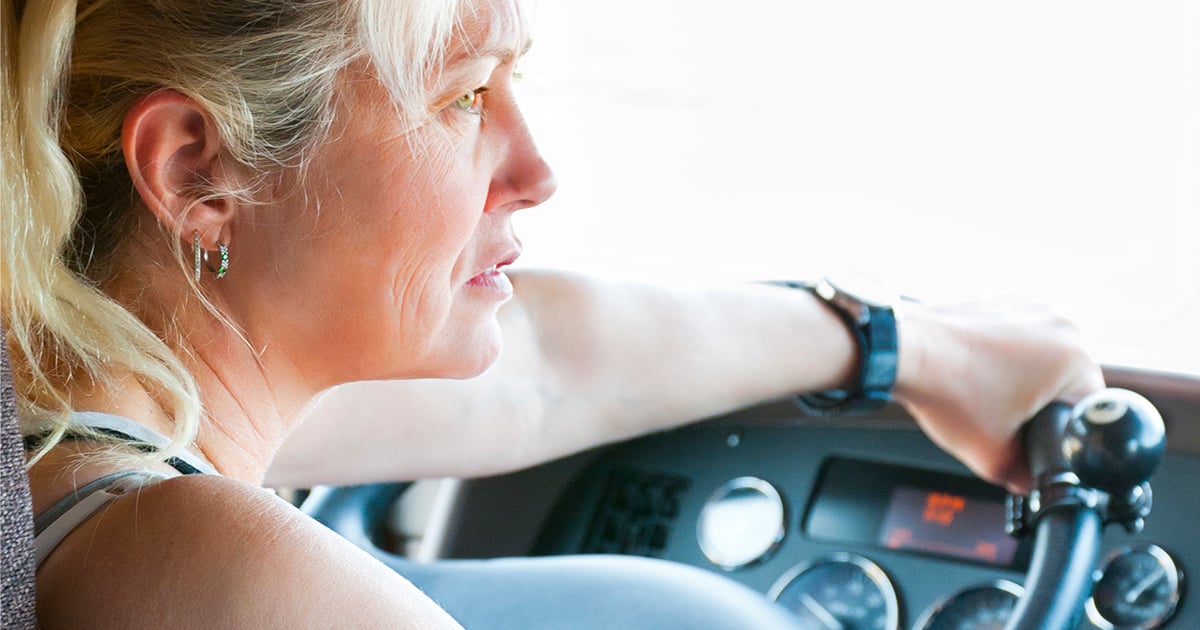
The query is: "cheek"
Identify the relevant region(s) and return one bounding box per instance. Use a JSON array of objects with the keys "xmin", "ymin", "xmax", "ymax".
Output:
[
  {"xmin": 310, "ymin": 118, "xmax": 494, "ymax": 375},
  {"xmin": 388, "ymin": 150, "xmax": 490, "ymax": 277},
  {"xmin": 381, "ymin": 190, "xmax": 479, "ymax": 286},
  {"xmin": 369, "ymin": 174, "xmax": 485, "ymax": 321}
]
